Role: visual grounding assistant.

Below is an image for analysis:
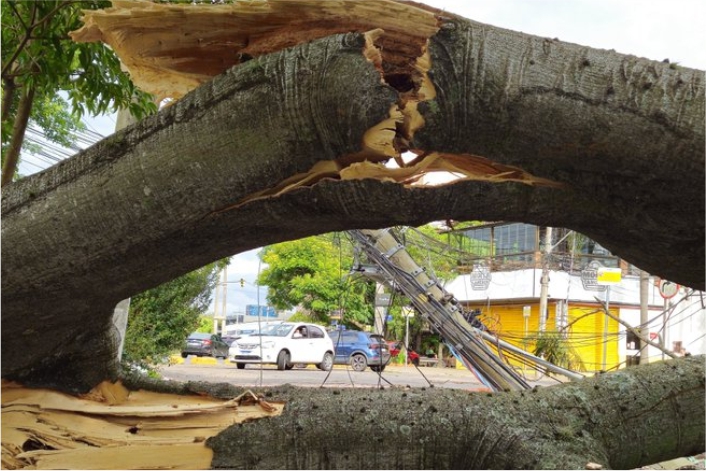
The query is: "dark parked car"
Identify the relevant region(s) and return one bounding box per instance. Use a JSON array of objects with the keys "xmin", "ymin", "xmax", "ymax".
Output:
[
  {"xmin": 329, "ymin": 330, "xmax": 391, "ymax": 372},
  {"xmin": 181, "ymin": 332, "xmax": 229, "ymax": 359}
]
